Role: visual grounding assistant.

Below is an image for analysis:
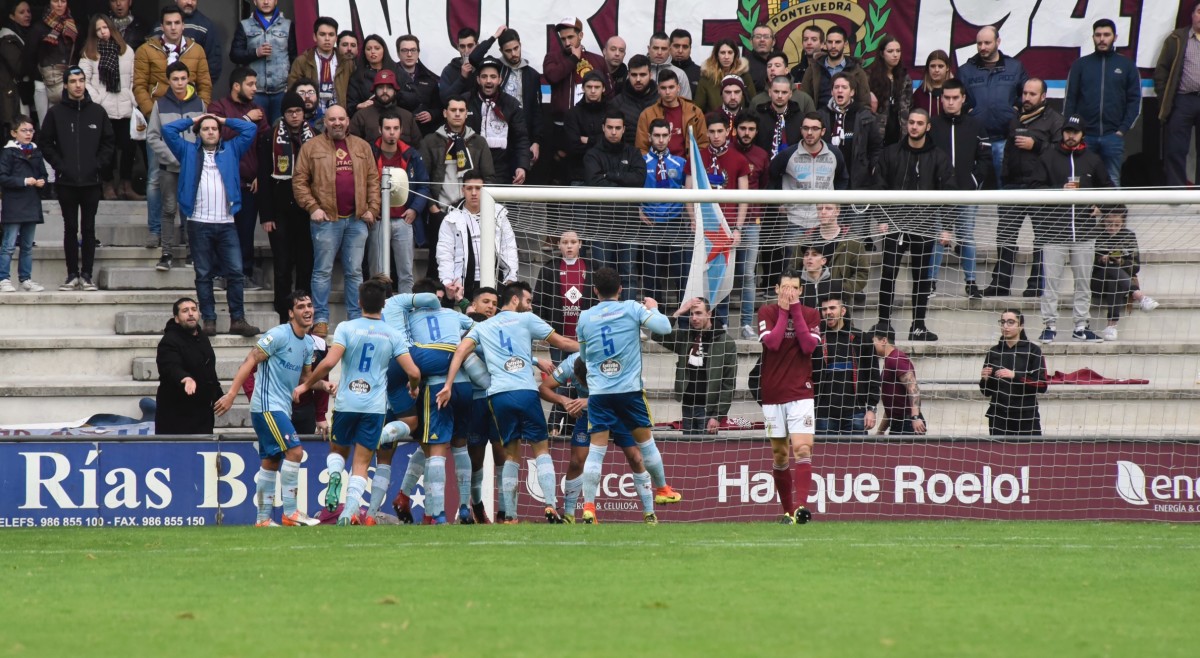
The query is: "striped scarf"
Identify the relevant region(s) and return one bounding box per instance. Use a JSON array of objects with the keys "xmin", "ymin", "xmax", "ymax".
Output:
[{"xmin": 41, "ymin": 8, "xmax": 77, "ymax": 46}]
